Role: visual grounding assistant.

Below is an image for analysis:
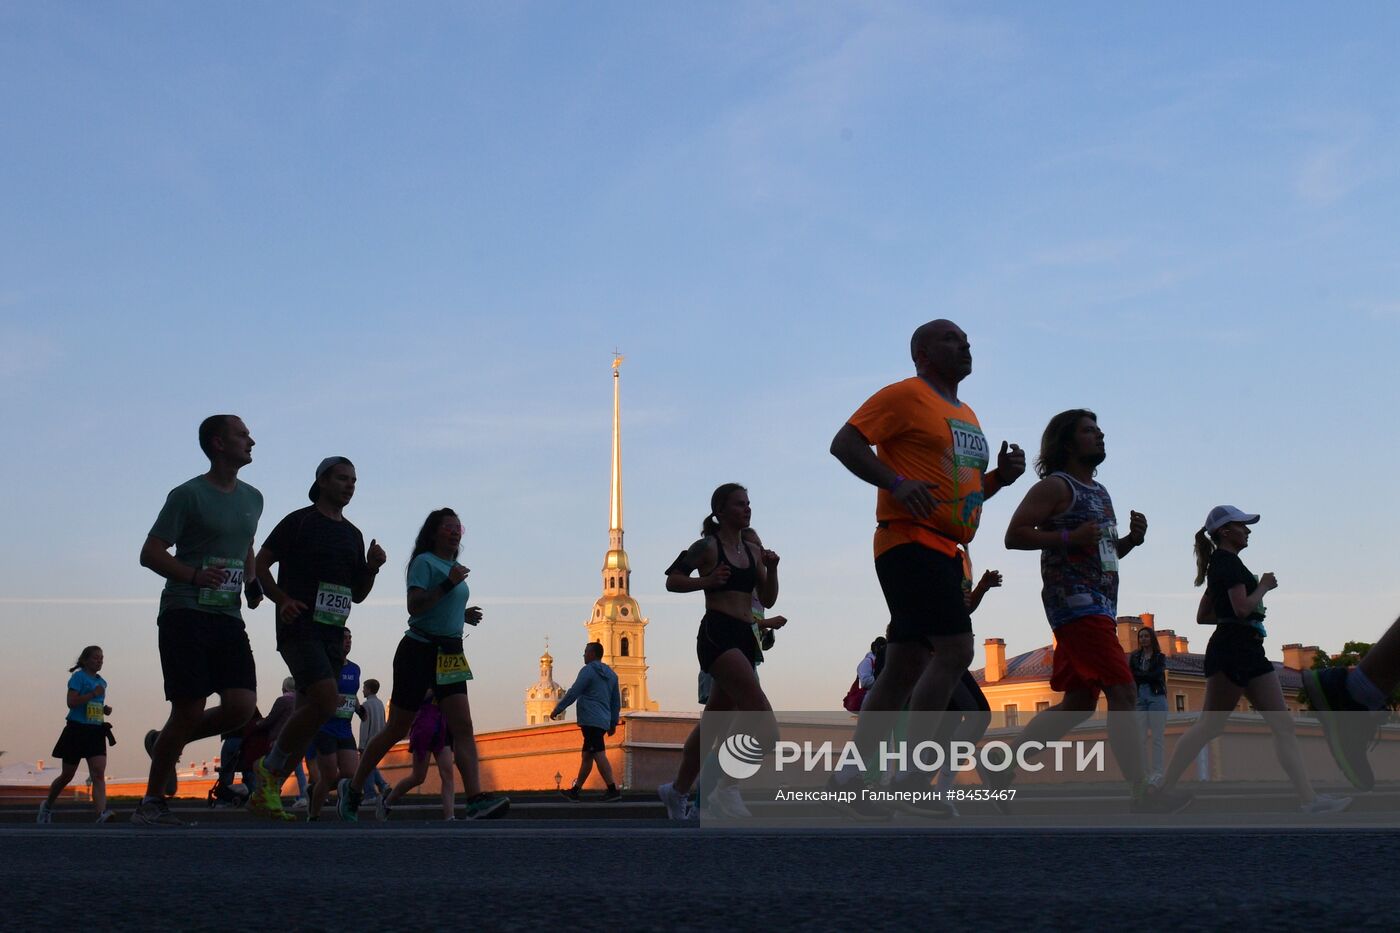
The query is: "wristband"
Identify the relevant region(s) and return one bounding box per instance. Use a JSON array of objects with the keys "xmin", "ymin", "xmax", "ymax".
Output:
[
  {"xmin": 439, "ymin": 577, "xmax": 456, "ymax": 595},
  {"xmin": 890, "ymin": 475, "xmax": 906, "ymax": 492}
]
